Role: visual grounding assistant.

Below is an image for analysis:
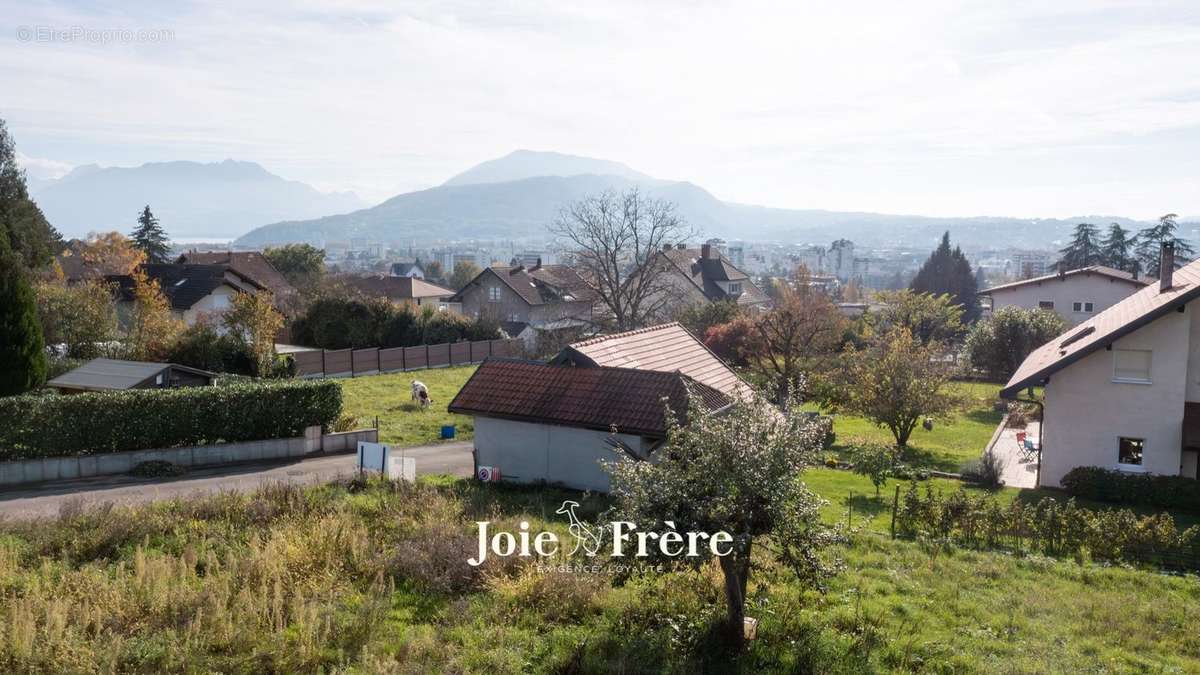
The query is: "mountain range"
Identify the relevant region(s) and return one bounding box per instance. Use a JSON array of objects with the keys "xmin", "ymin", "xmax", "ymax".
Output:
[
  {"xmin": 236, "ymin": 150, "xmax": 1179, "ymax": 250},
  {"xmin": 33, "ymin": 159, "xmax": 365, "ymax": 240}
]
